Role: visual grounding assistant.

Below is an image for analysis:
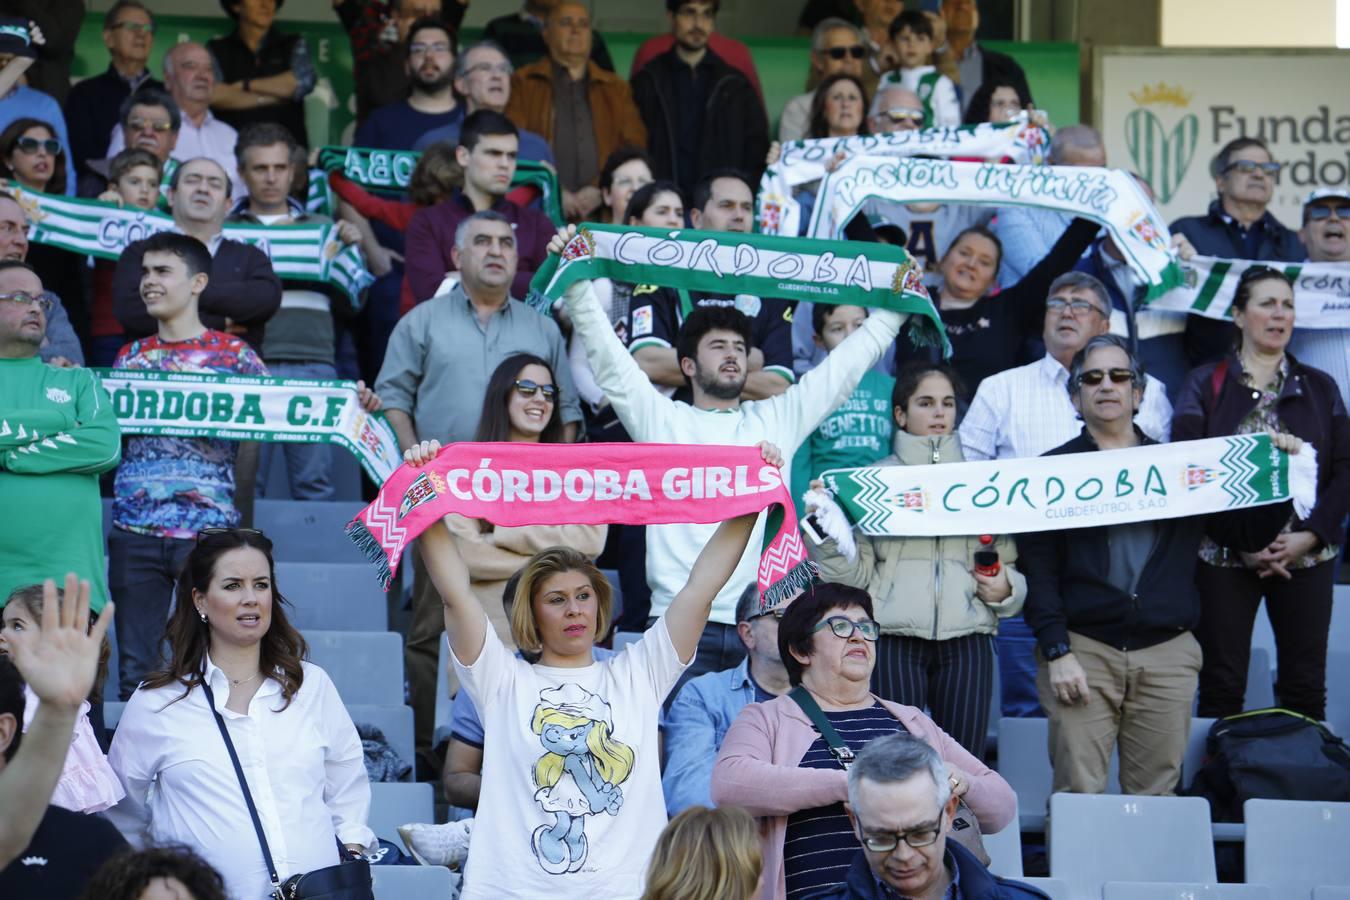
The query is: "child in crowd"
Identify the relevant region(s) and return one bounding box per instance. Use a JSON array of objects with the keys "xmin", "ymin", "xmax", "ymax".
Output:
[
  {"xmin": 879, "ymin": 11, "xmax": 960, "ymax": 128},
  {"xmin": 89, "ymin": 149, "xmax": 164, "ymax": 367},
  {"xmin": 0, "ymin": 584, "xmax": 124, "ymax": 814},
  {"xmin": 788, "ymin": 304, "xmax": 895, "ymax": 518}
]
